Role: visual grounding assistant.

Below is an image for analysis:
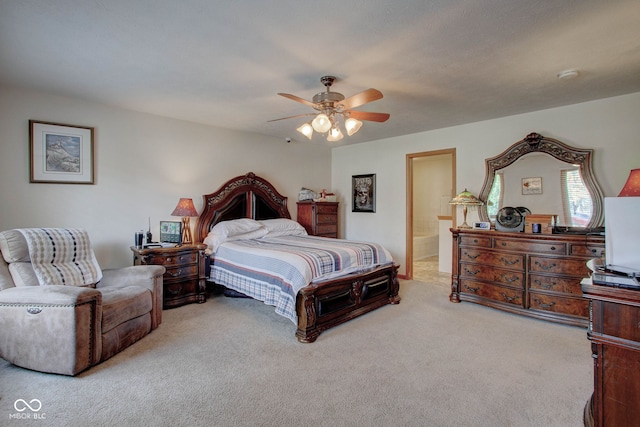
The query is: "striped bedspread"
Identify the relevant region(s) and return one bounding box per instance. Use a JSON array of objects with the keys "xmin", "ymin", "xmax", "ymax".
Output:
[{"xmin": 210, "ymin": 235, "xmax": 394, "ymax": 324}]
